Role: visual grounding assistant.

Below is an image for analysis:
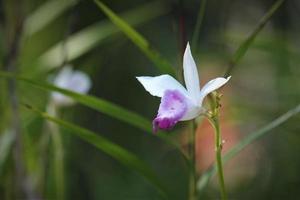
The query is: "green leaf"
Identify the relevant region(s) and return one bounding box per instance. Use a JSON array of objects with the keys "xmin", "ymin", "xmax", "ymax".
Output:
[
  {"xmin": 94, "ymin": 0, "xmax": 176, "ymax": 76},
  {"xmin": 191, "ymin": 0, "xmax": 207, "ymax": 53},
  {"xmin": 0, "ymin": 70, "xmax": 151, "ymax": 132},
  {"xmin": 0, "ymin": 130, "xmax": 15, "ymax": 175},
  {"xmin": 225, "ymin": 0, "xmax": 285, "ymax": 76},
  {"xmin": 0, "ymin": 71, "xmax": 185, "ymax": 154},
  {"xmin": 23, "ymin": 104, "xmax": 168, "ymax": 198},
  {"xmin": 38, "ymin": 0, "xmax": 170, "ymax": 69},
  {"xmin": 24, "ymin": 0, "xmax": 78, "ymax": 36},
  {"xmin": 197, "ymin": 103, "xmax": 300, "ymax": 193}
]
